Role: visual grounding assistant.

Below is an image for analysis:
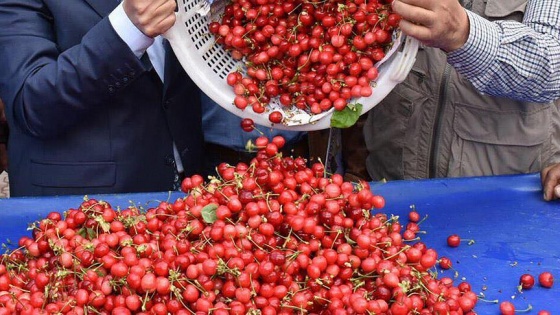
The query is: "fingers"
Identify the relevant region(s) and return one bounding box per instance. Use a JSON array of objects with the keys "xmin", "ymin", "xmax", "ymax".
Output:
[
  {"xmin": 392, "ymin": 0, "xmax": 435, "ymax": 27},
  {"xmin": 392, "ymin": 0, "xmax": 437, "ymax": 46},
  {"xmin": 396, "ymin": 19, "xmax": 432, "ymax": 41},
  {"xmin": 124, "ymin": 0, "xmax": 177, "ymax": 37},
  {"xmin": 395, "ymin": 0, "xmax": 437, "ymax": 9},
  {"xmin": 541, "ymin": 165, "xmax": 553, "ymax": 201},
  {"xmin": 156, "ymin": 10, "xmax": 177, "ymax": 35},
  {"xmin": 541, "ymin": 164, "xmax": 553, "ymax": 188},
  {"xmin": 392, "ymin": 0, "xmax": 469, "ymax": 51},
  {"xmin": 541, "ymin": 164, "xmax": 560, "ymax": 201},
  {"xmin": 151, "ymin": 0, "xmax": 177, "ymax": 32}
]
